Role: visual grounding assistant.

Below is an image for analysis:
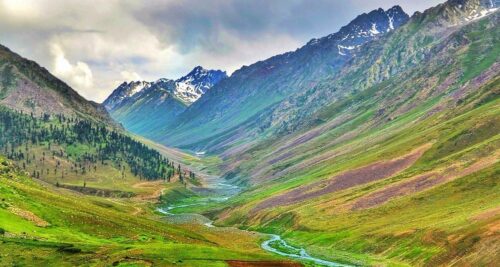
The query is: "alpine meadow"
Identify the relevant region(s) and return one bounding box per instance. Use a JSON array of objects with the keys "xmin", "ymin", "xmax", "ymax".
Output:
[{"xmin": 0, "ymin": 0, "xmax": 498, "ymax": 266}]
